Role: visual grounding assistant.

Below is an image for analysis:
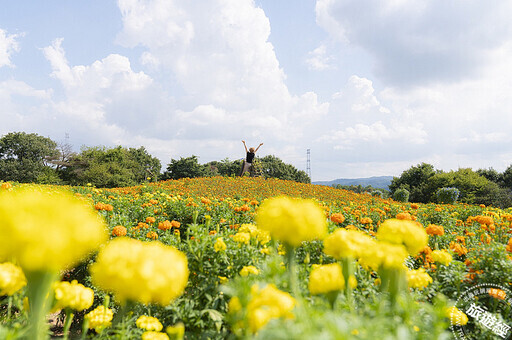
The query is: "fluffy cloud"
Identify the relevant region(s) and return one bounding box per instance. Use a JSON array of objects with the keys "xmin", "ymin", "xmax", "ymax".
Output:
[
  {"xmin": 315, "ymin": 0, "xmax": 512, "ymax": 86},
  {"xmin": 306, "ymin": 44, "xmax": 336, "ymax": 71},
  {"xmin": 0, "ymin": 28, "xmax": 22, "ymax": 68}
]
